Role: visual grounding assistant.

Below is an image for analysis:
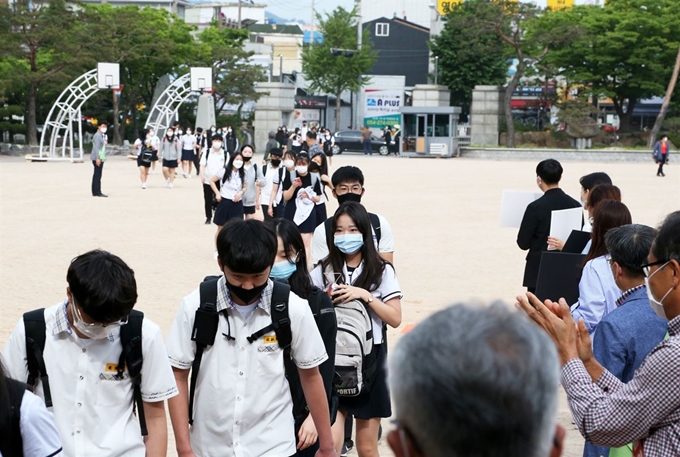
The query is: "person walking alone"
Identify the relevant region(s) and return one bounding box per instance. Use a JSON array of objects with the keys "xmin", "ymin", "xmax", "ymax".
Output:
[
  {"xmin": 91, "ymin": 122, "xmax": 108, "ymax": 197},
  {"xmin": 653, "ymin": 135, "xmax": 671, "ymax": 177},
  {"xmin": 361, "ymin": 127, "xmax": 372, "ymax": 156}
]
